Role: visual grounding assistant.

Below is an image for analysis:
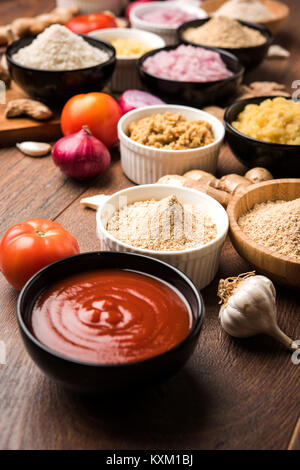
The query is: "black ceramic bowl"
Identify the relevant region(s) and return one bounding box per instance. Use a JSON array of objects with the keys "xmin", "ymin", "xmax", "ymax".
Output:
[
  {"xmin": 6, "ymin": 35, "xmax": 116, "ymax": 107},
  {"xmin": 178, "ymin": 18, "xmax": 273, "ymax": 70},
  {"xmin": 138, "ymin": 44, "xmax": 244, "ymax": 107},
  {"xmin": 17, "ymin": 252, "xmax": 204, "ymax": 395},
  {"xmin": 224, "ymin": 96, "xmax": 300, "ymax": 178}
]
